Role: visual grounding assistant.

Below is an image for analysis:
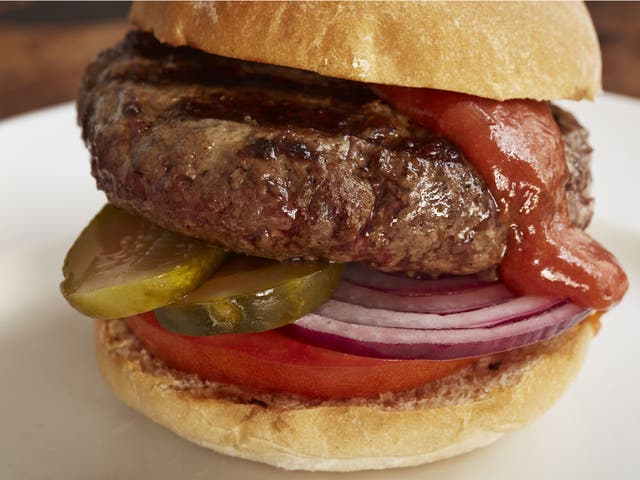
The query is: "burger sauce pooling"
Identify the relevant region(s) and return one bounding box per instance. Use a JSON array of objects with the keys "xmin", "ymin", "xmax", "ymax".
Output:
[{"xmin": 375, "ymin": 86, "xmax": 627, "ymax": 311}]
